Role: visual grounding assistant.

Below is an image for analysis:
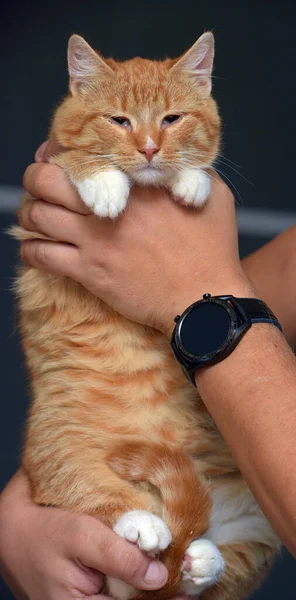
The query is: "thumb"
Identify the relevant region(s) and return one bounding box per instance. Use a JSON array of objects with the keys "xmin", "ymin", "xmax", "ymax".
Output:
[
  {"xmin": 35, "ymin": 140, "xmax": 62, "ymax": 163},
  {"xmin": 70, "ymin": 516, "xmax": 168, "ymax": 591}
]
